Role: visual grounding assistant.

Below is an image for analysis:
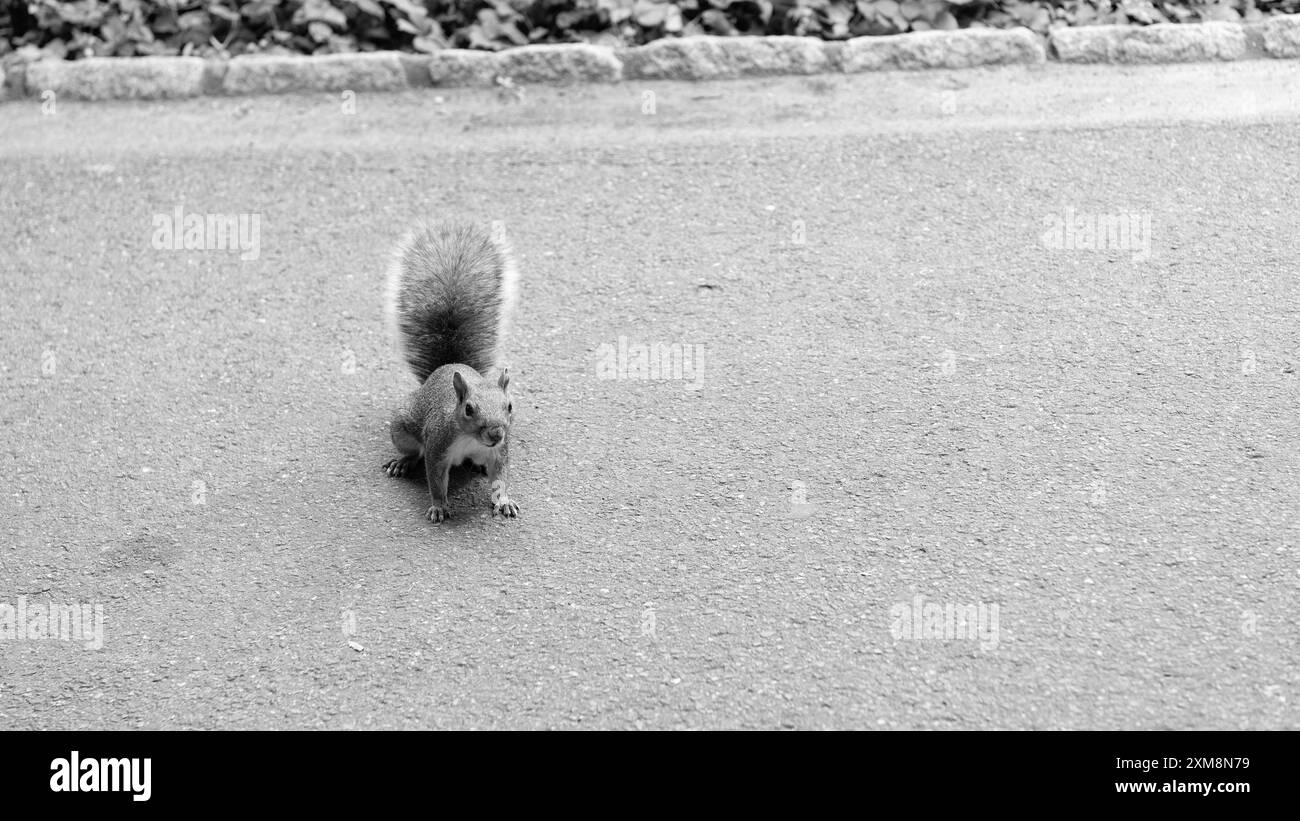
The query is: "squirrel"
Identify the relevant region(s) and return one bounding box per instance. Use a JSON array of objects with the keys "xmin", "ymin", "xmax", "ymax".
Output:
[{"xmin": 381, "ymin": 222, "xmax": 521, "ymax": 523}]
